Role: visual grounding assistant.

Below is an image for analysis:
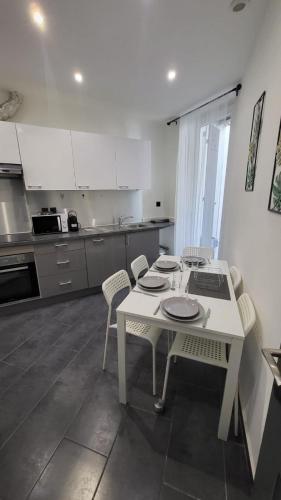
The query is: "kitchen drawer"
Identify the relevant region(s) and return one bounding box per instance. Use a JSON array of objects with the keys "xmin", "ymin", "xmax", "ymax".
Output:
[
  {"xmin": 35, "ymin": 238, "xmax": 84, "ymax": 255},
  {"xmin": 35, "ymin": 249, "xmax": 86, "ymax": 277},
  {"xmin": 39, "ymin": 268, "xmax": 88, "ymax": 298}
]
